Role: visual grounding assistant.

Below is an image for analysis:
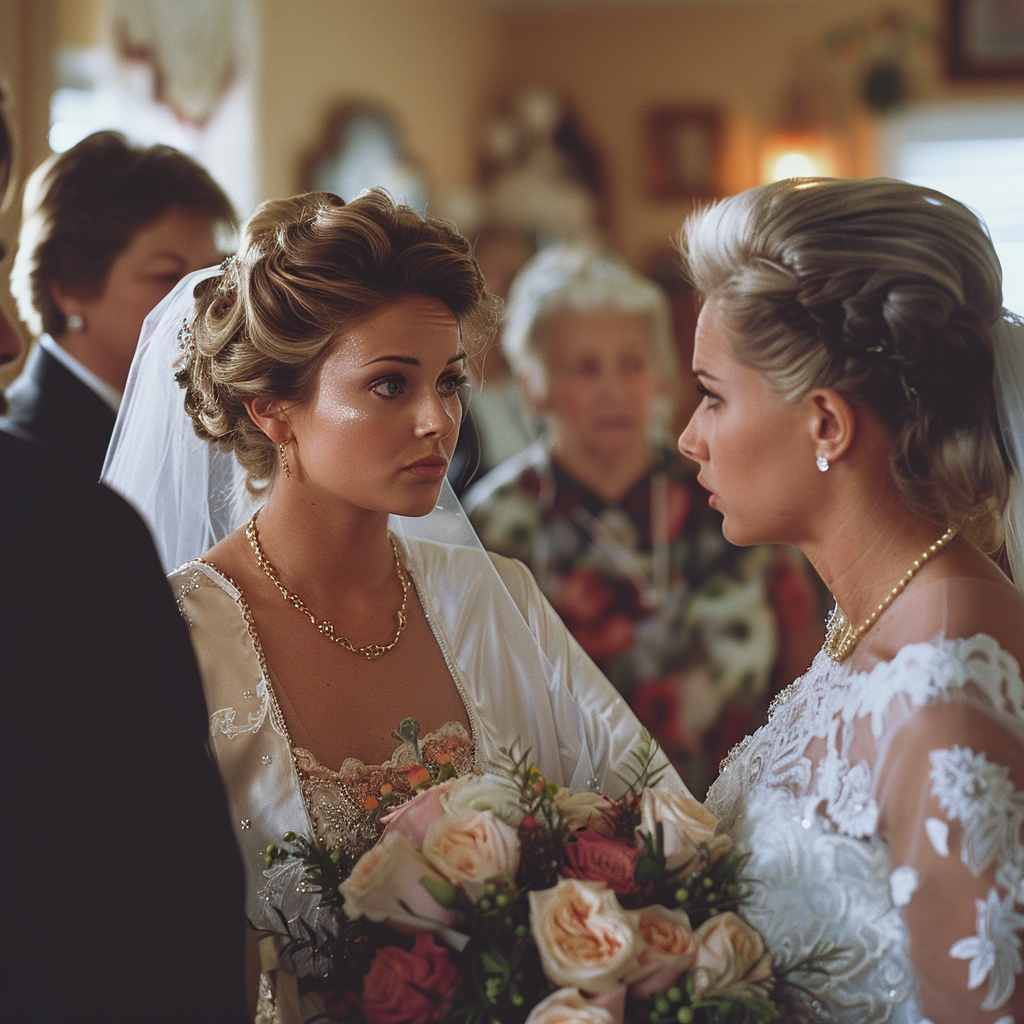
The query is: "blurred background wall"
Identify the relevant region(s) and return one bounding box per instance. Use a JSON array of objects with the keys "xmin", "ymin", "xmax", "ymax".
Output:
[{"xmin": 2, "ymin": 0, "xmax": 1022, "ymax": 371}]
